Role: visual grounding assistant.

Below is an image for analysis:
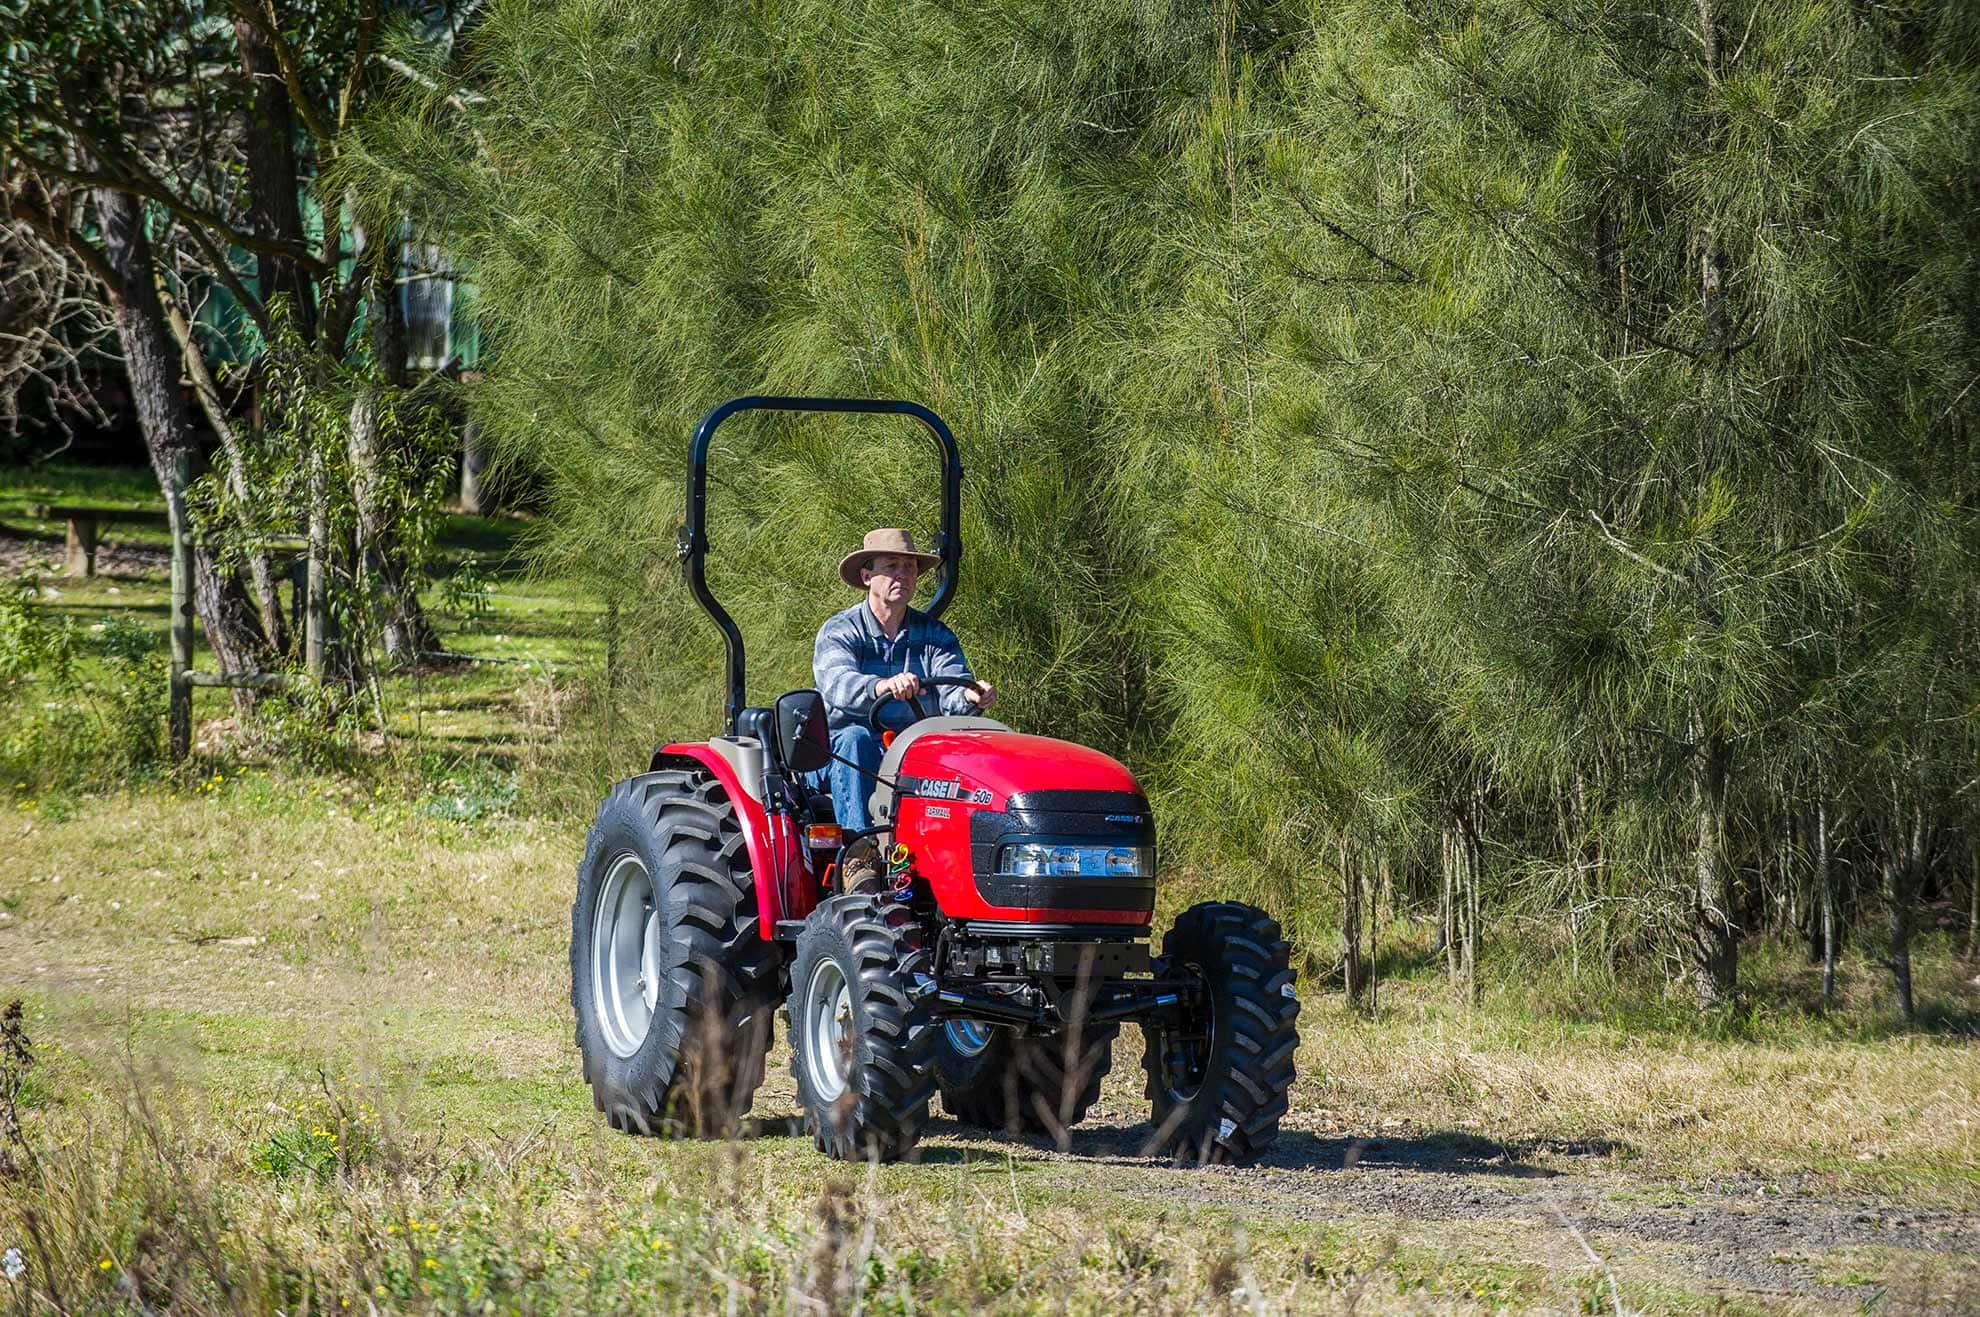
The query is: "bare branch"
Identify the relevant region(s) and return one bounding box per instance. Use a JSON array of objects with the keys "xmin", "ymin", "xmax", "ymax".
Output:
[
  {"xmin": 4, "ymin": 131, "xmax": 327, "ymax": 272},
  {"xmin": 178, "ymin": 216, "xmax": 272, "ymax": 340},
  {"xmin": 5, "ymin": 194, "xmax": 117, "ymax": 291},
  {"xmin": 1289, "ymin": 191, "xmax": 1419, "ymax": 284},
  {"xmin": 156, "ymin": 272, "xmax": 246, "ymax": 462},
  {"xmin": 336, "ymin": 0, "xmax": 383, "ymax": 133},
  {"xmin": 1587, "ymin": 509, "xmax": 1687, "ymax": 586}
]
